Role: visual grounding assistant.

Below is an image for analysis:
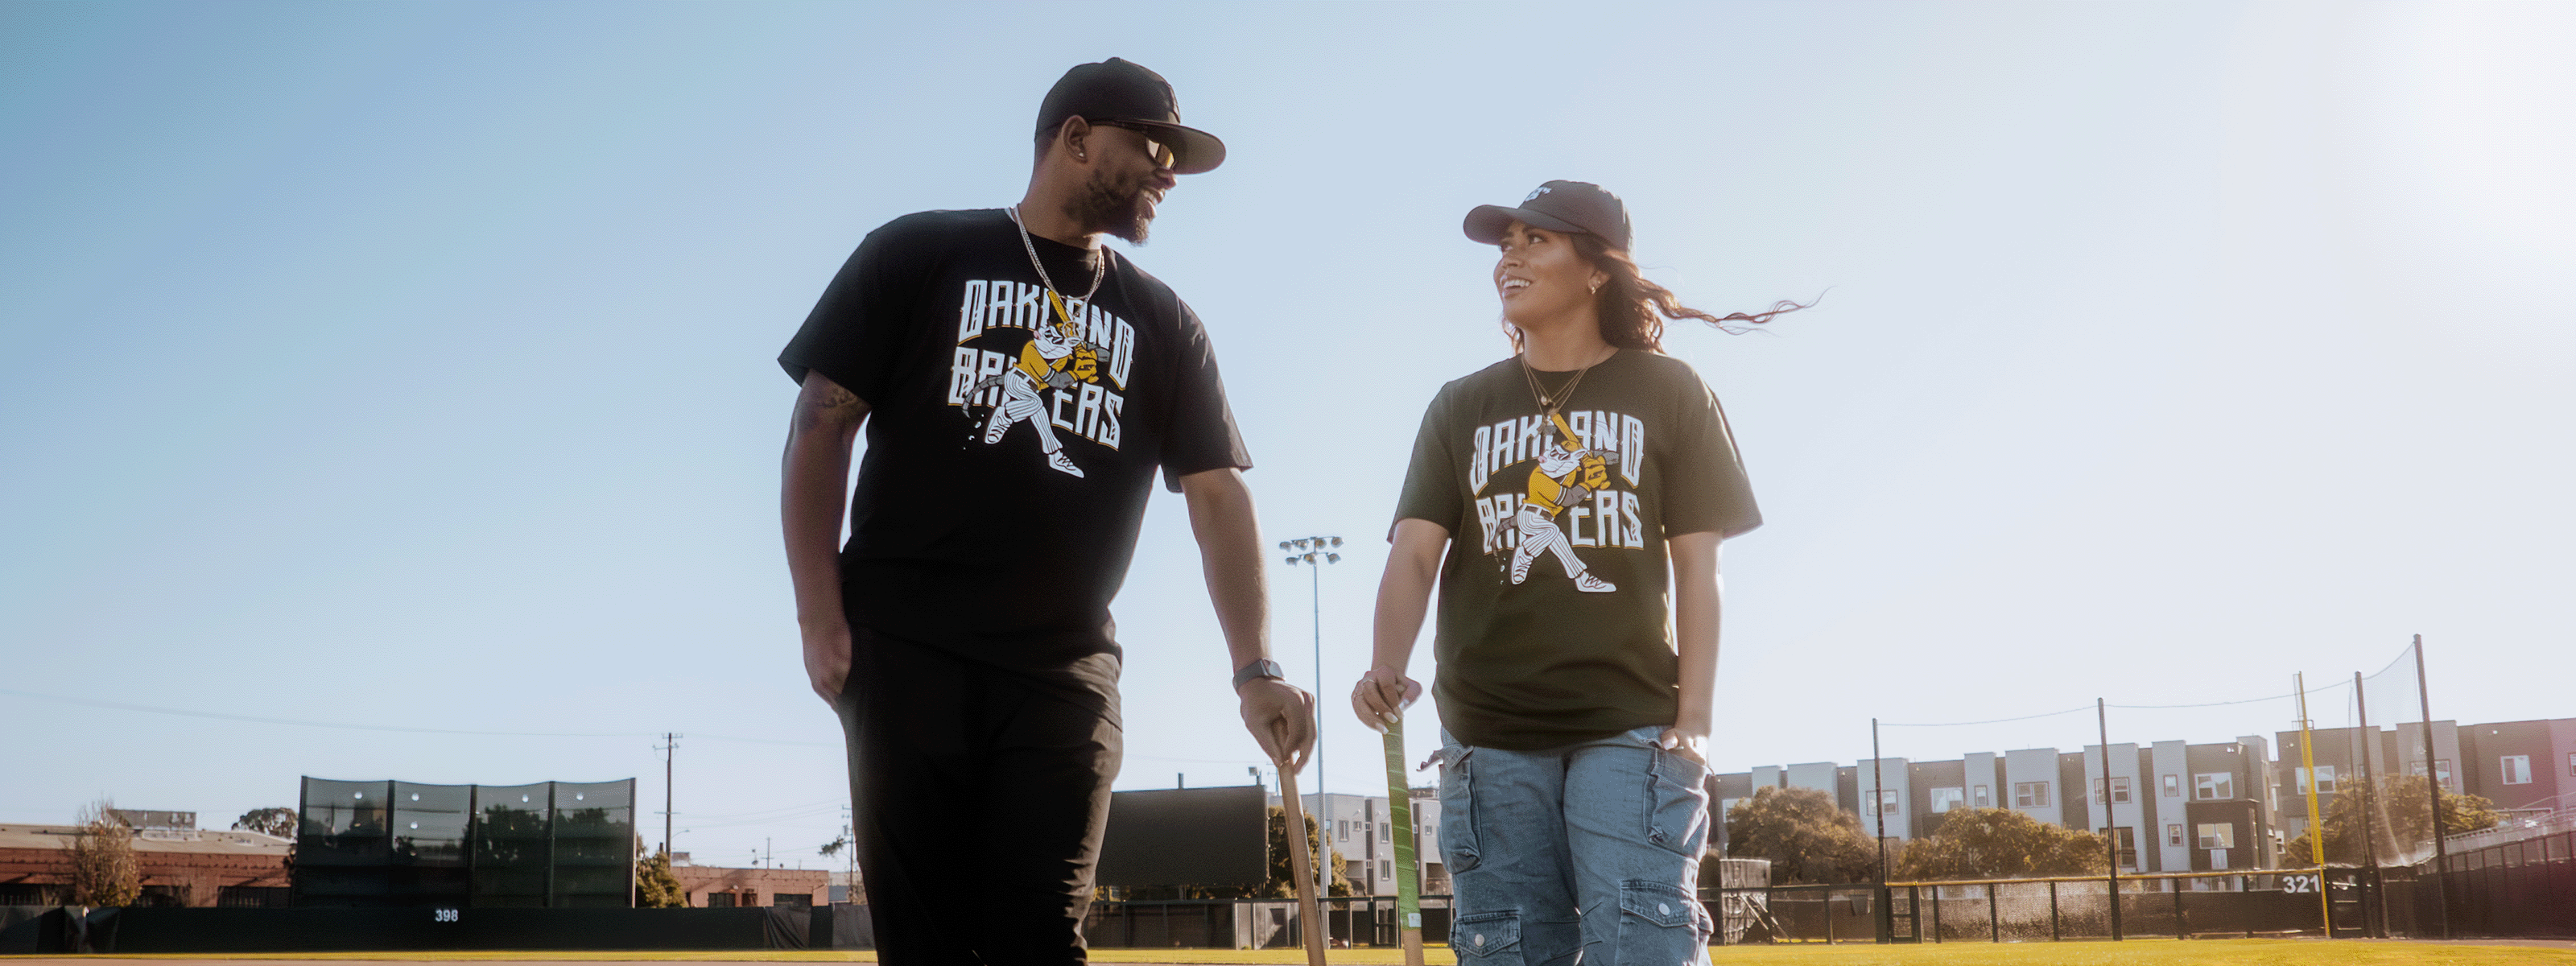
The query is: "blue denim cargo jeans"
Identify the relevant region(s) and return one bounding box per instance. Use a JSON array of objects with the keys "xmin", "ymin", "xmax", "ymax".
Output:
[{"xmin": 1439, "ymin": 726, "xmax": 1713, "ymax": 966}]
